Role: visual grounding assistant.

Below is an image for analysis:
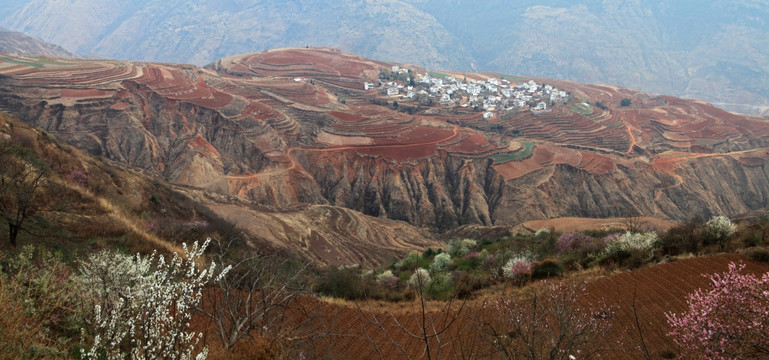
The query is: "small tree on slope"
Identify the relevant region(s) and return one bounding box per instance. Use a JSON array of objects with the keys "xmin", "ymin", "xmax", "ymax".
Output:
[{"xmin": 666, "ymin": 262, "xmax": 769, "ymax": 359}]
